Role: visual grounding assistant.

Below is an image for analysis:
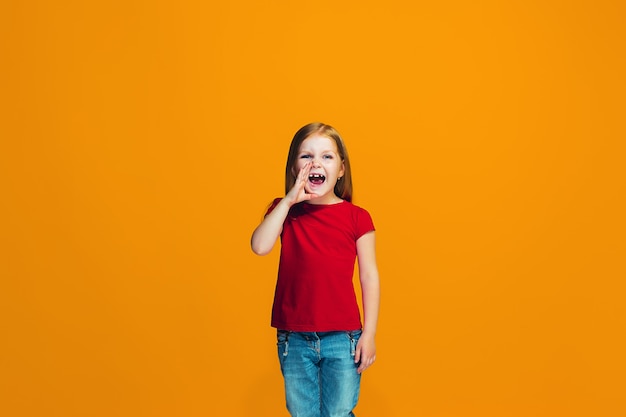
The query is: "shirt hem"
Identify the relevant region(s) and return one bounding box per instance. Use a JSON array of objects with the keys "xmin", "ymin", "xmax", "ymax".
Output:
[{"xmin": 271, "ymin": 322, "xmax": 363, "ymax": 332}]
